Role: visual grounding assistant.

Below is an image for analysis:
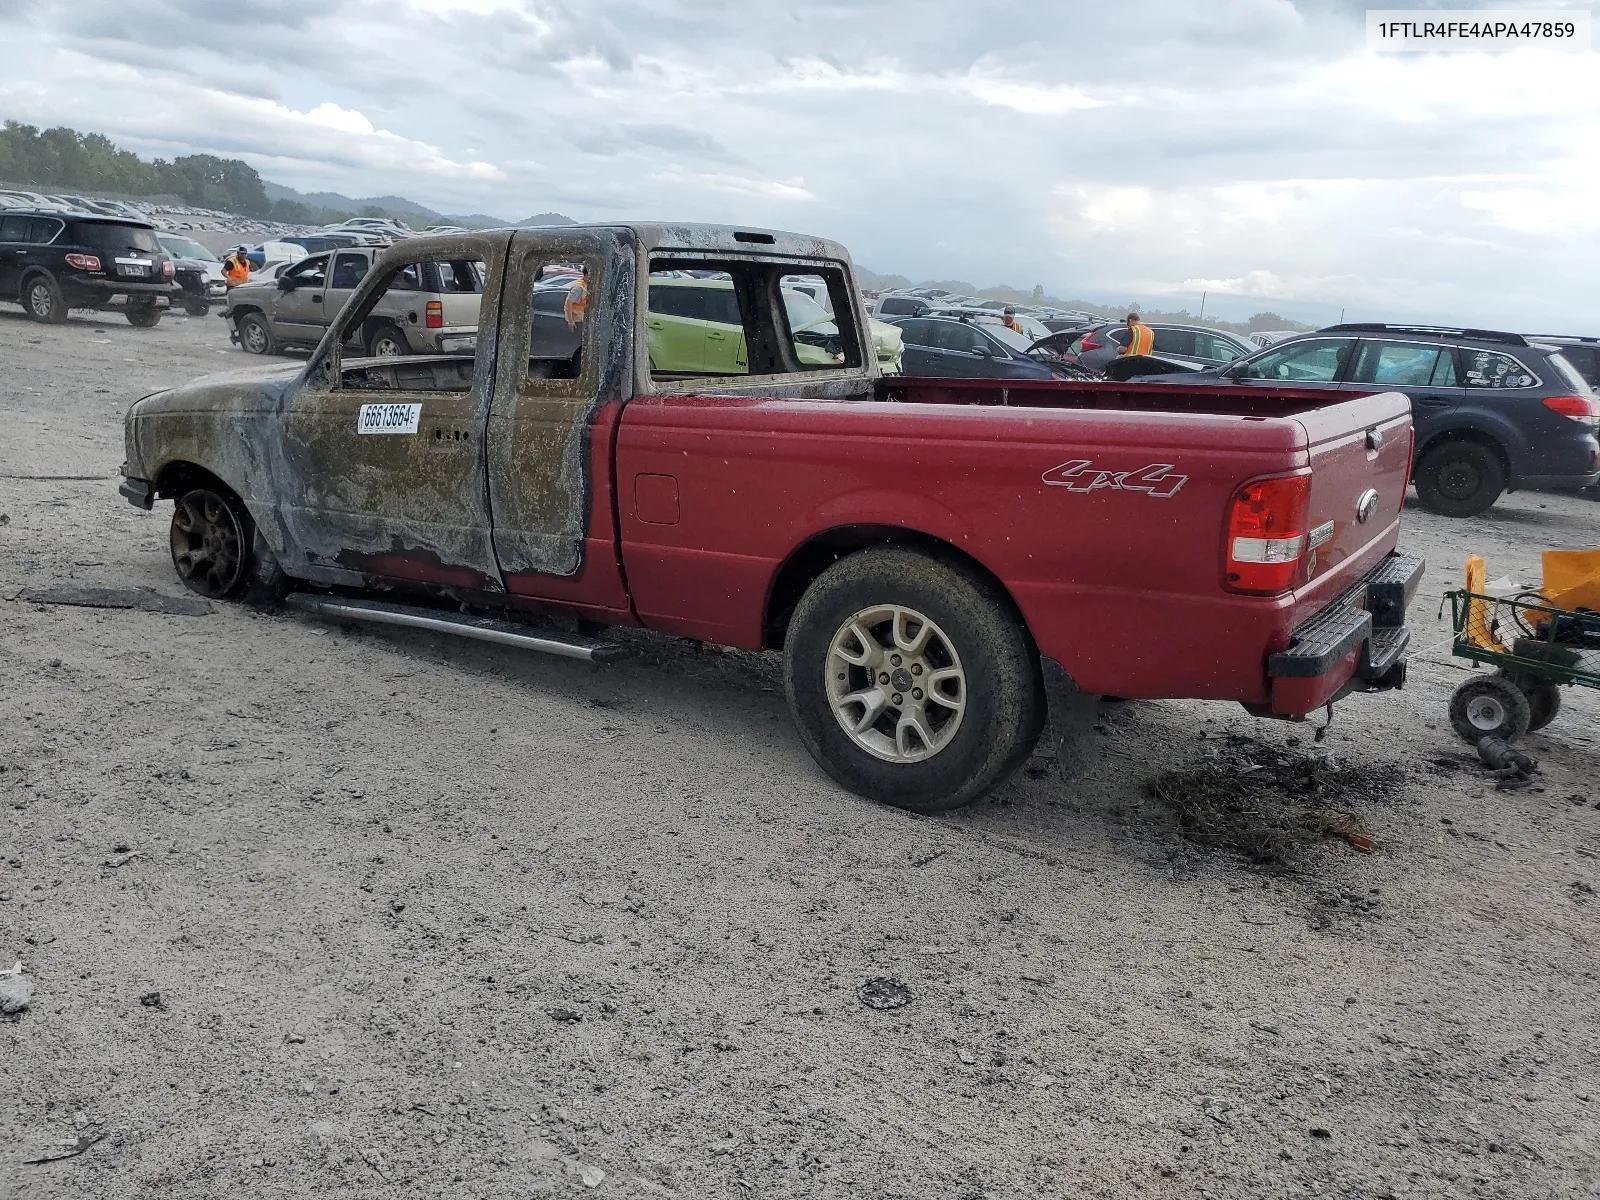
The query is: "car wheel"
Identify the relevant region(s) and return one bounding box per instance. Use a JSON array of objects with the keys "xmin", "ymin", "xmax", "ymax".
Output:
[
  {"xmin": 1448, "ymin": 674, "xmax": 1531, "ymax": 744},
  {"xmin": 126, "ymin": 304, "xmax": 162, "ymax": 328},
  {"xmin": 1413, "ymin": 440, "xmax": 1506, "ymax": 518},
  {"xmin": 783, "ymin": 546, "xmax": 1045, "ymax": 813},
  {"xmin": 169, "ymin": 486, "xmax": 286, "ymax": 604},
  {"xmin": 182, "ymin": 296, "xmax": 209, "ymax": 317},
  {"xmin": 366, "ymin": 323, "xmax": 409, "ymax": 357},
  {"xmin": 236, "ymin": 312, "xmax": 275, "ymax": 355},
  {"xmin": 23, "ymin": 275, "xmax": 68, "ymax": 324}
]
